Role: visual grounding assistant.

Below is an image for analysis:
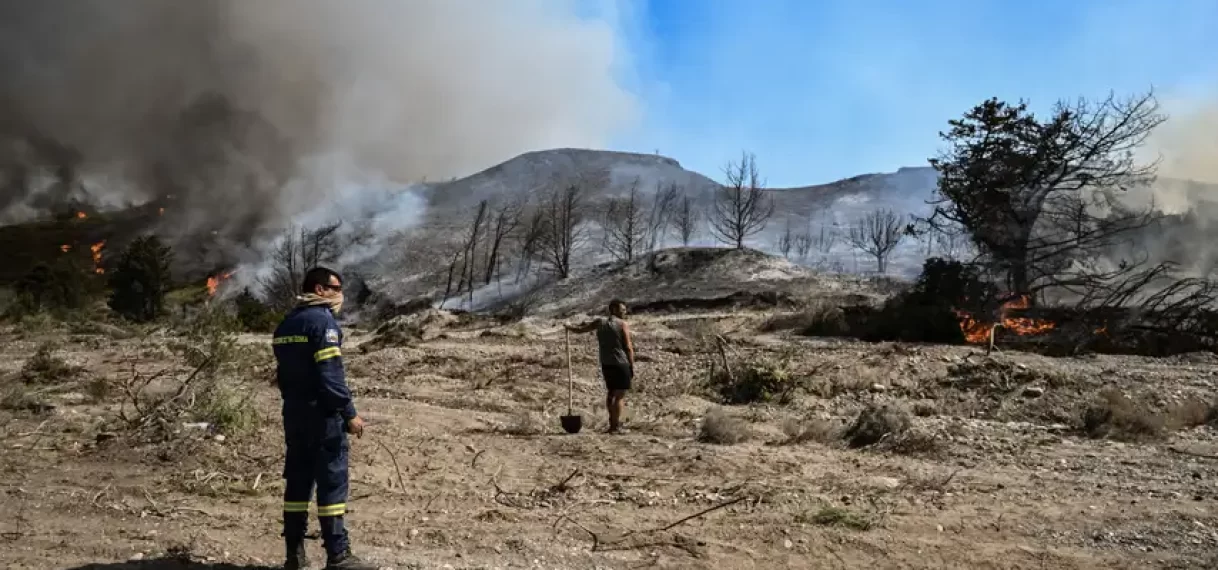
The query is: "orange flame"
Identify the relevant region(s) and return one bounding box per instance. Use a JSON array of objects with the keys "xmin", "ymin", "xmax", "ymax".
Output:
[
  {"xmin": 158, "ymin": 207, "xmax": 165, "ymax": 216},
  {"xmin": 206, "ymin": 271, "xmax": 236, "ymax": 297},
  {"xmin": 90, "ymin": 241, "xmax": 105, "ymax": 274},
  {"xmin": 955, "ymin": 295, "xmax": 1055, "ymax": 344},
  {"xmin": 76, "ymin": 211, "xmax": 87, "ymax": 219},
  {"xmin": 60, "ymin": 244, "xmax": 72, "ymax": 253}
]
